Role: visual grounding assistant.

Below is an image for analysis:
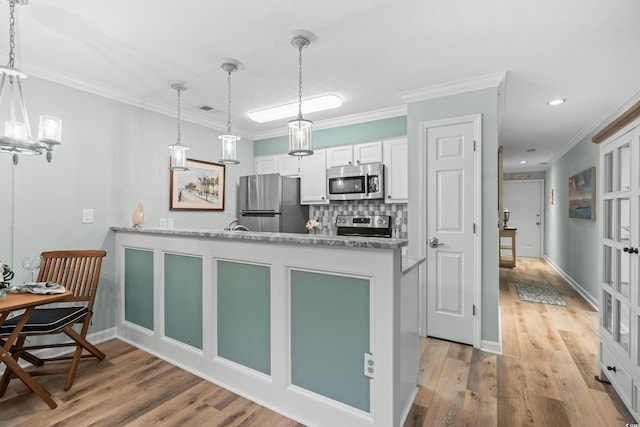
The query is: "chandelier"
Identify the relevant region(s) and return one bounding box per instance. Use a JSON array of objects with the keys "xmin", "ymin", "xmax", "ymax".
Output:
[
  {"xmin": 288, "ymin": 32, "xmax": 313, "ymax": 157},
  {"xmin": 218, "ymin": 60, "xmax": 240, "ymax": 165},
  {"xmin": 168, "ymin": 82, "xmax": 189, "ymax": 171},
  {"xmin": 0, "ymin": 0, "xmax": 61, "ymax": 165}
]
